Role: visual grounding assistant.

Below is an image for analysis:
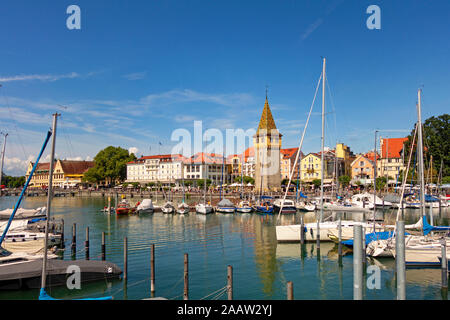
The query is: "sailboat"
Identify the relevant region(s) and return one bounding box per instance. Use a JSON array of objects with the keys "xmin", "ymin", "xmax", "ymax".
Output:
[
  {"xmin": 195, "ymin": 155, "xmax": 213, "ymax": 215},
  {"xmin": 216, "ymin": 150, "xmax": 235, "ymax": 214},
  {"xmin": 366, "ymin": 90, "xmax": 450, "ymax": 264},
  {"xmin": 236, "ymin": 169, "xmax": 253, "ymax": 213},
  {"xmin": 177, "ymin": 175, "xmax": 190, "ymax": 214}
]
